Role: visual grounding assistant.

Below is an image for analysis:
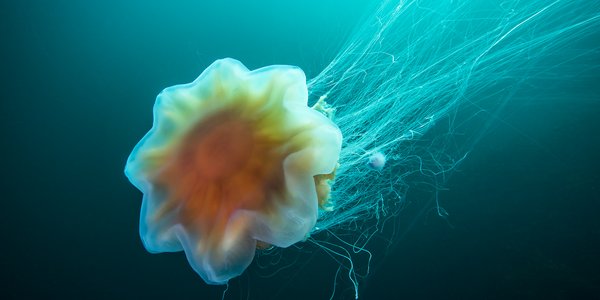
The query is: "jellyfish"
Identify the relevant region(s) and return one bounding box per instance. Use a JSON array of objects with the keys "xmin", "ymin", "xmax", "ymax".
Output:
[
  {"xmin": 367, "ymin": 152, "xmax": 386, "ymax": 171},
  {"xmin": 125, "ymin": 0, "xmax": 599, "ymax": 295},
  {"xmin": 125, "ymin": 59, "xmax": 342, "ymax": 284}
]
